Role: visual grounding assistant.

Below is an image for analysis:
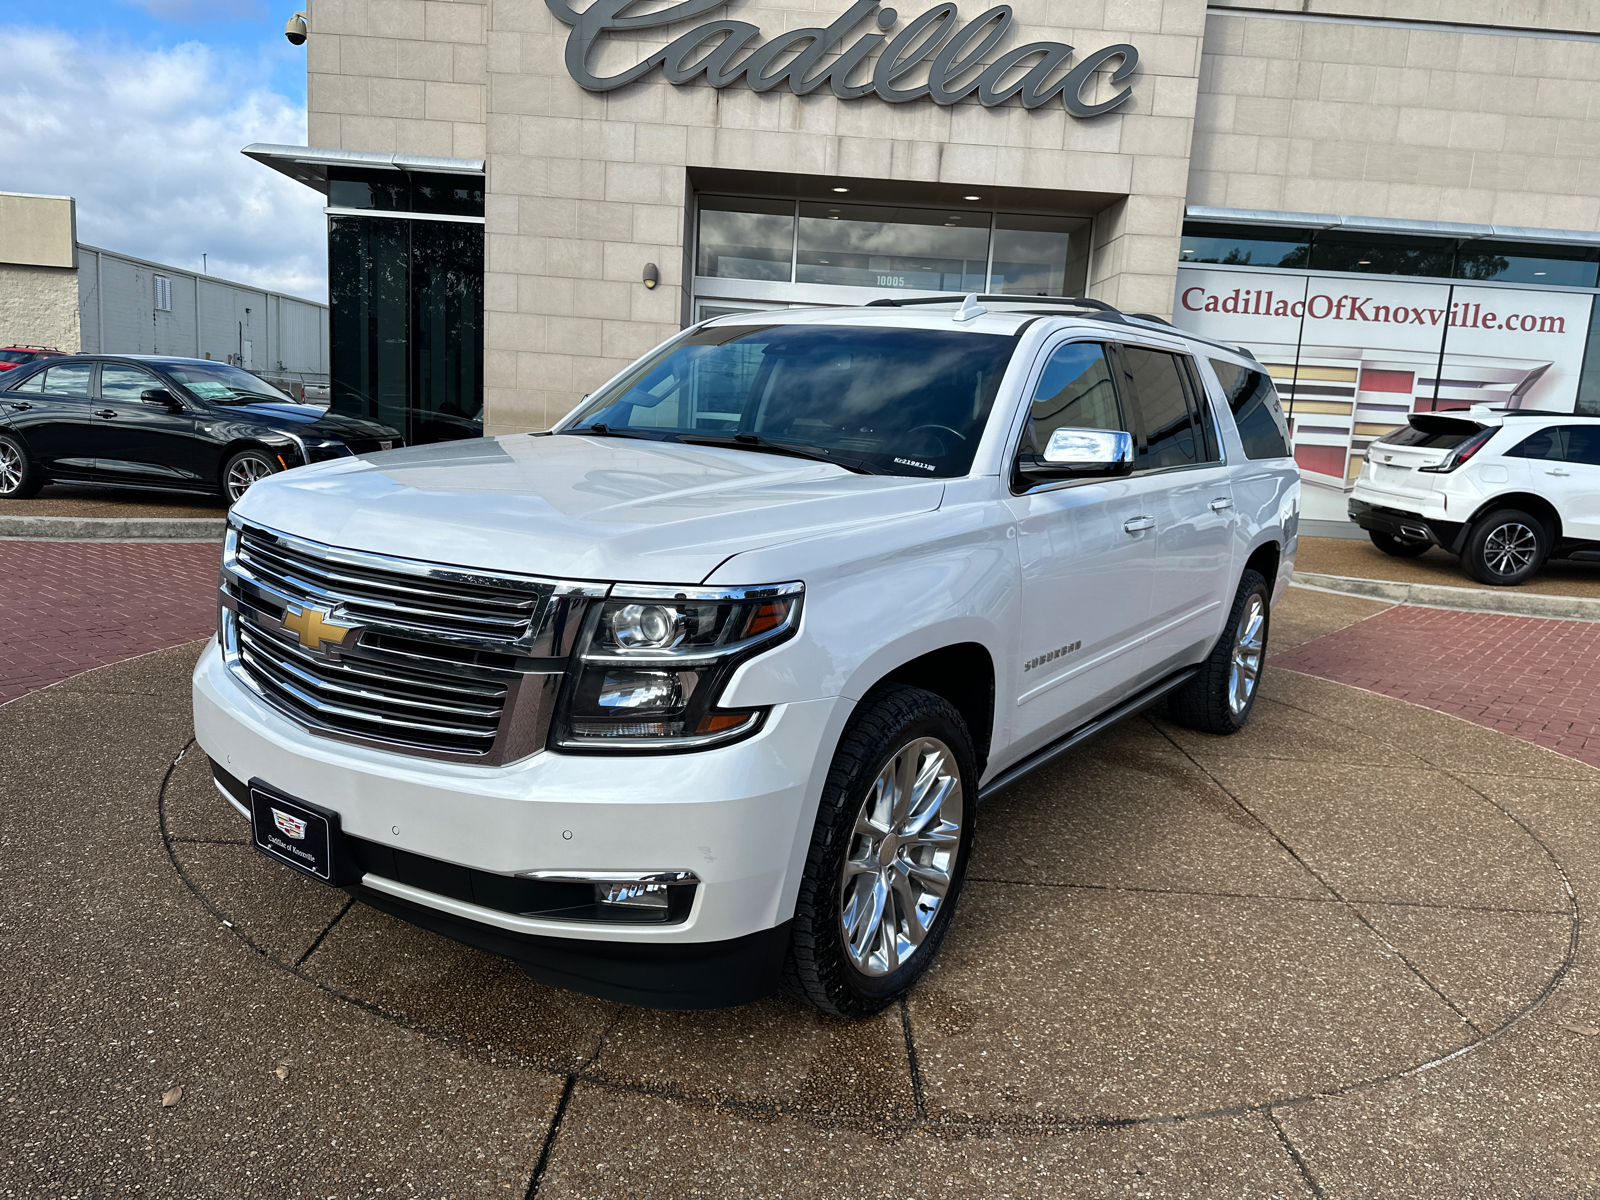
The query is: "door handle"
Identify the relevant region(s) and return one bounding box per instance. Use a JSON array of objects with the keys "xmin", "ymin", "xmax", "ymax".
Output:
[
  {"xmin": 1210, "ymin": 497, "xmax": 1233, "ymax": 511},
  {"xmin": 8, "ymin": 402, "xmax": 30, "ymax": 411},
  {"xmin": 1546, "ymin": 468, "xmax": 1571, "ymax": 476},
  {"xmin": 94, "ymin": 409, "xmax": 118, "ymax": 418},
  {"xmin": 1123, "ymin": 516, "xmax": 1155, "ymax": 533}
]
